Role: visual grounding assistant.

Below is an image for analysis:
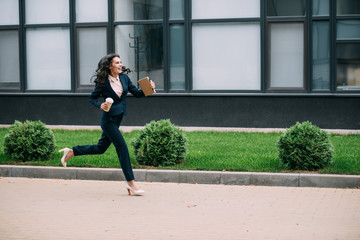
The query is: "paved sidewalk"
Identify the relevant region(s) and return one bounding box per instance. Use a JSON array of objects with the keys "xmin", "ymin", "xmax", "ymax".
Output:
[{"xmin": 1, "ymin": 177, "xmax": 359, "ymax": 240}]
